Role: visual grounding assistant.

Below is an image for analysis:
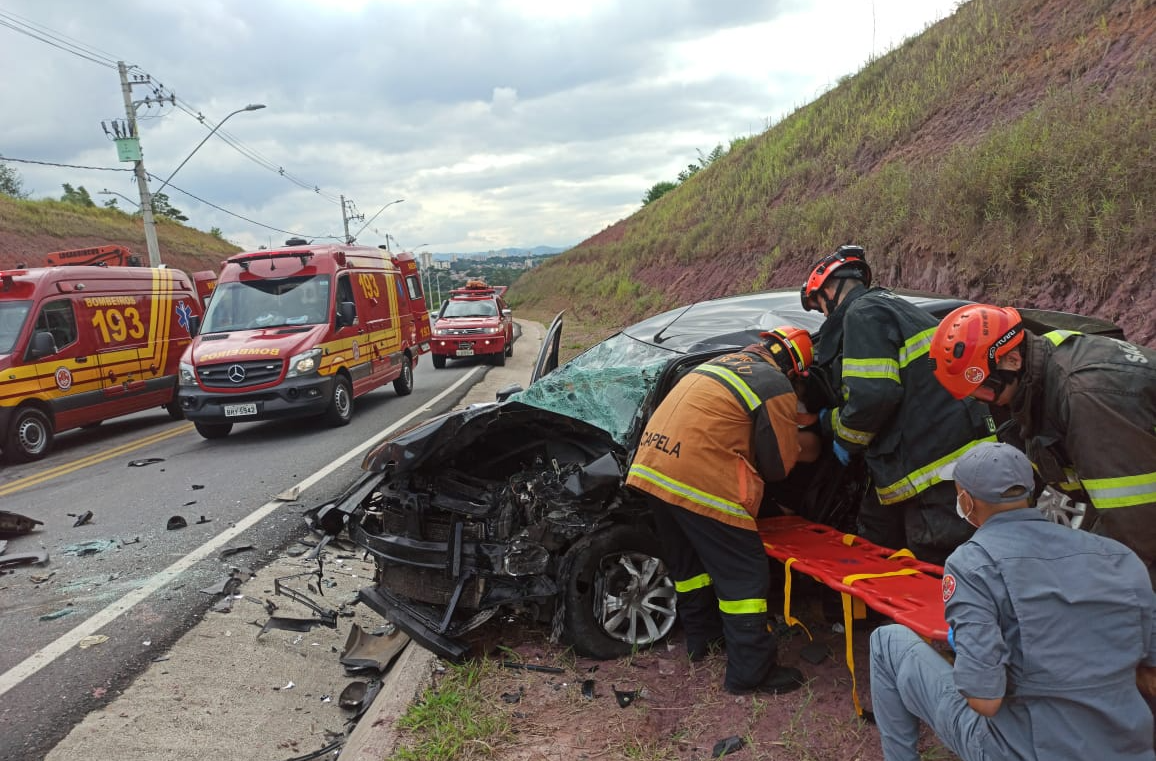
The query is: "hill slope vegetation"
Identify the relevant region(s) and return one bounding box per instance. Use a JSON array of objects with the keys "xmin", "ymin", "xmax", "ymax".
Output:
[{"xmin": 512, "ymin": 0, "xmax": 1156, "ymax": 347}]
